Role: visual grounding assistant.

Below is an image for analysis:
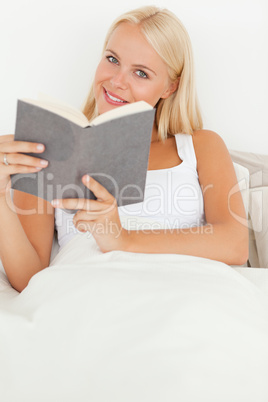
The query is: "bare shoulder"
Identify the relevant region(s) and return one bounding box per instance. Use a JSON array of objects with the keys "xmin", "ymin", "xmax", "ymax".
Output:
[
  {"xmin": 190, "ymin": 129, "xmax": 238, "ymax": 195},
  {"xmin": 192, "ymin": 129, "xmax": 227, "ymax": 151},
  {"xmin": 191, "ymin": 129, "xmax": 232, "ymax": 170}
]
